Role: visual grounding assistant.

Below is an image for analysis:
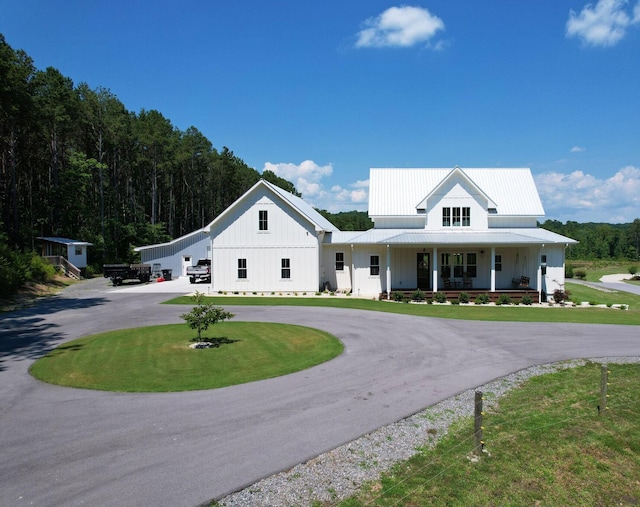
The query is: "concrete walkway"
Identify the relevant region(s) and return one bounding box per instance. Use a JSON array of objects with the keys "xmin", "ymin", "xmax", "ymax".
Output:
[{"xmin": 1, "ymin": 279, "xmax": 639, "ymax": 506}]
